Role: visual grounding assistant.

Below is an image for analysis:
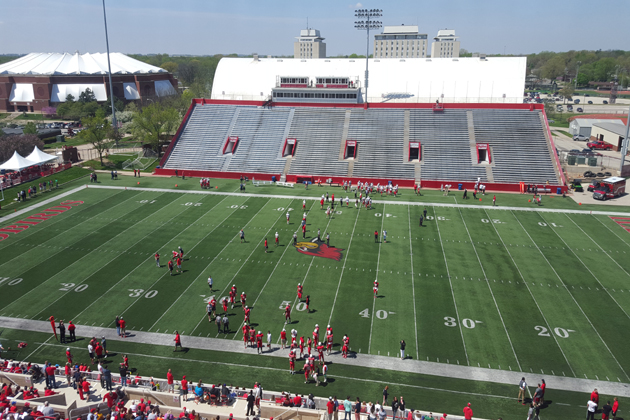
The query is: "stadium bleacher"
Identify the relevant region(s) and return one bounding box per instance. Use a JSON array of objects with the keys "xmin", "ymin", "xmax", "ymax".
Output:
[{"xmin": 160, "ymin": 101, "xmax": 562, "ymax": 188}]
